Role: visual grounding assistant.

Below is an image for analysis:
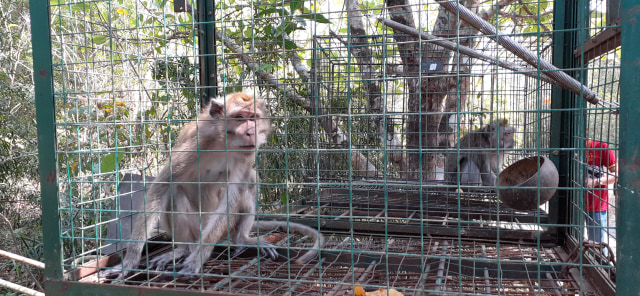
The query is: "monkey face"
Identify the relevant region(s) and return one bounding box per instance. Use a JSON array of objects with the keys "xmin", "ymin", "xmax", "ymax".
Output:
[
  {"xmin": 207, "ymin": 92, "xmax": 270, "ymax": 153},
  {"xmin": 485, "ymin": 121, "xmax": 515, "ymax": 149},
  {"xmin": 225, "ymin": 111, "xmax": 269, "ymax": 151},
  {"xmin": 499, "ymin": 126, "xmax": 515, "ymax": 149}
]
